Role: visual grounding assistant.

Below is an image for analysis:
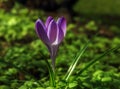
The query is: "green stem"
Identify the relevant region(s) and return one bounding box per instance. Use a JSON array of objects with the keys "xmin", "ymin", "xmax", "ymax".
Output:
[{"xmin": 45, "ymin": 59, "xmax": 56, "ymax": 87}]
